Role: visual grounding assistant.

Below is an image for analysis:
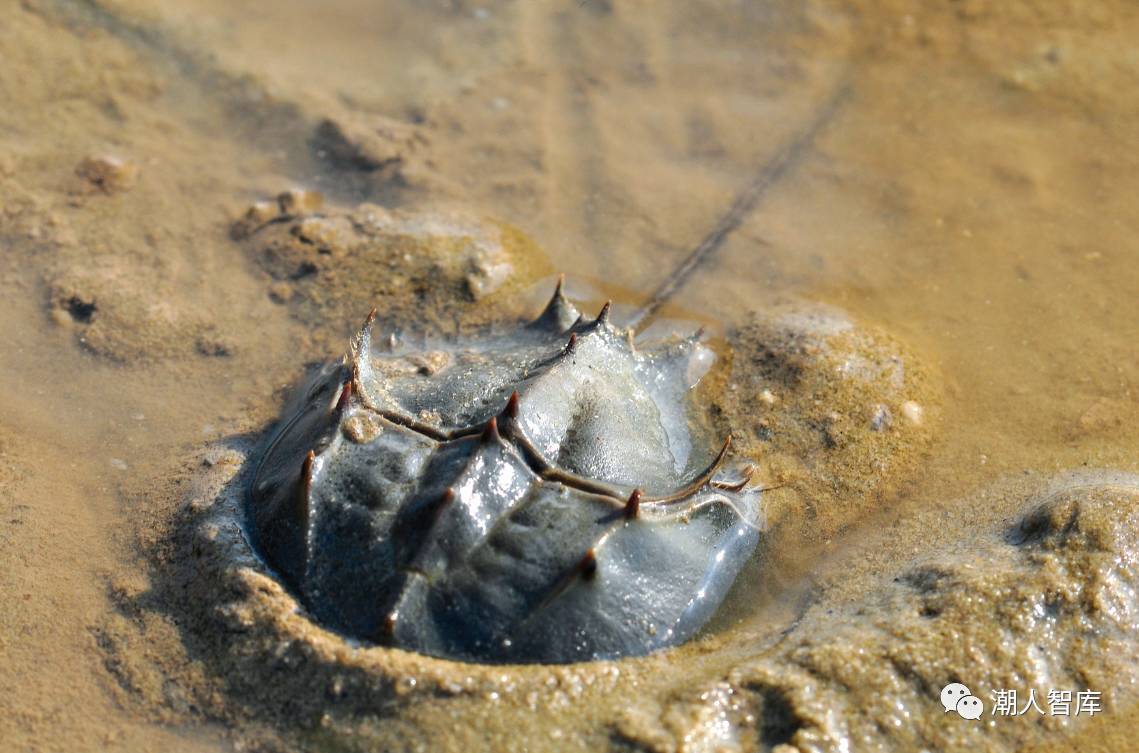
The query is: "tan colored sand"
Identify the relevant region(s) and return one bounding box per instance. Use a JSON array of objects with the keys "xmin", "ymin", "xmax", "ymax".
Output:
[{"xmin": 2, "ymin": 0, "xmax": 1139, "ymax": 751}]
